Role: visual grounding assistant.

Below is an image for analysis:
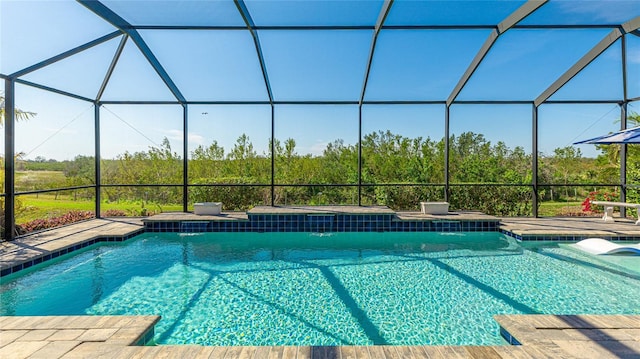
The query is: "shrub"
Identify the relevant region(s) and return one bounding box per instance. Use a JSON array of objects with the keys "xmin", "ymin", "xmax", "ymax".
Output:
[
  {"xmin": 17, "ymin": 210, "xmax": 95, "ymax": 234},
  {"xmin": 449, "ymin": 185, "xmax": 532, "ymax": 216},
  {"xmin": 190, "ymin": 177, "xmax": 265, "ymax": 211},
  {"xmin": 101, "ymin": 209, "xmax": 128, "ymax": 217},
  {"xmin": 582, "ymin": 190, "xmax": 619, "ymax": 214}
]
